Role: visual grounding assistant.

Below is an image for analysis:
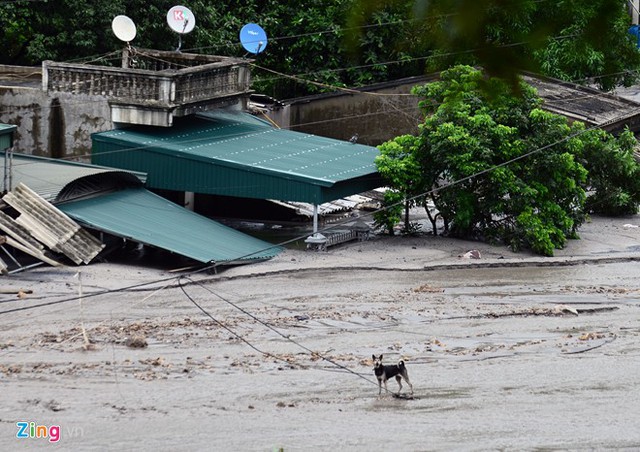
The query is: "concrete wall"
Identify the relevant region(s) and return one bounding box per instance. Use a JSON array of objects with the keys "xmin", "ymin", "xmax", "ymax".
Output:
[
  {"xmin": 0, "ymin": 66, "xmax": 111, "ymax": 159},
  {"xmin": 2, "ymin": 70, "xmax": 432, "ymax": 157},
  {"xmin": 266, "ymin": 75, "xmax": 435, "ymax": 146},
  {"xmin": 630, "ymin": 0, "xmax": 639, "ymax": 25}
]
